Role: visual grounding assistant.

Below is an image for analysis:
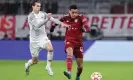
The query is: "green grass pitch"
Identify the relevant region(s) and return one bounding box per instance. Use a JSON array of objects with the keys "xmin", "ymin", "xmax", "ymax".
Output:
[{"xmin": 0, "ymin": 60, "xmax": 132, "ymax": 80}]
